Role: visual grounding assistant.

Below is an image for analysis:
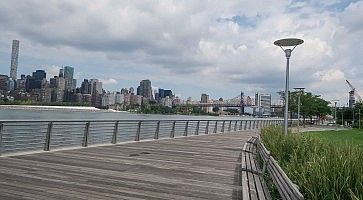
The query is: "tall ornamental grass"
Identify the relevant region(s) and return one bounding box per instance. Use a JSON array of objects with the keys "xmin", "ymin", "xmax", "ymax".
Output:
[{"xmin": 261, "ymin": 126, "xmax": 363, "ymax": 200}]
